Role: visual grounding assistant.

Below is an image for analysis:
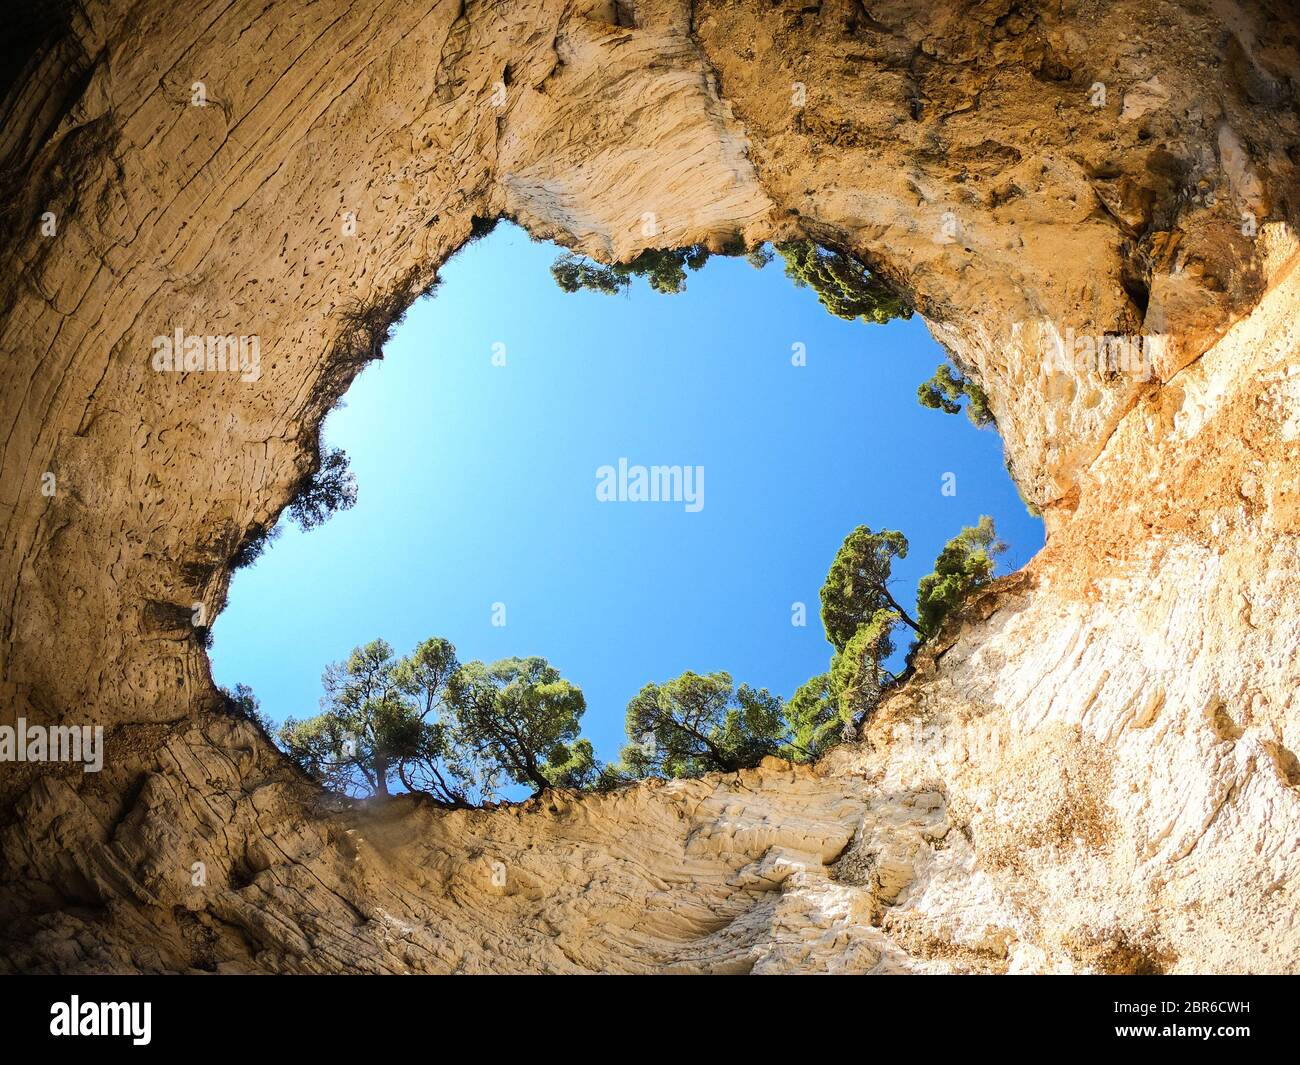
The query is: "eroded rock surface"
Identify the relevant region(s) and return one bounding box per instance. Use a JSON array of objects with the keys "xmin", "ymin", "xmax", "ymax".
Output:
[{"xmin": 1, "ymin": 0, "xmax": 1298, "ymax": 972}]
